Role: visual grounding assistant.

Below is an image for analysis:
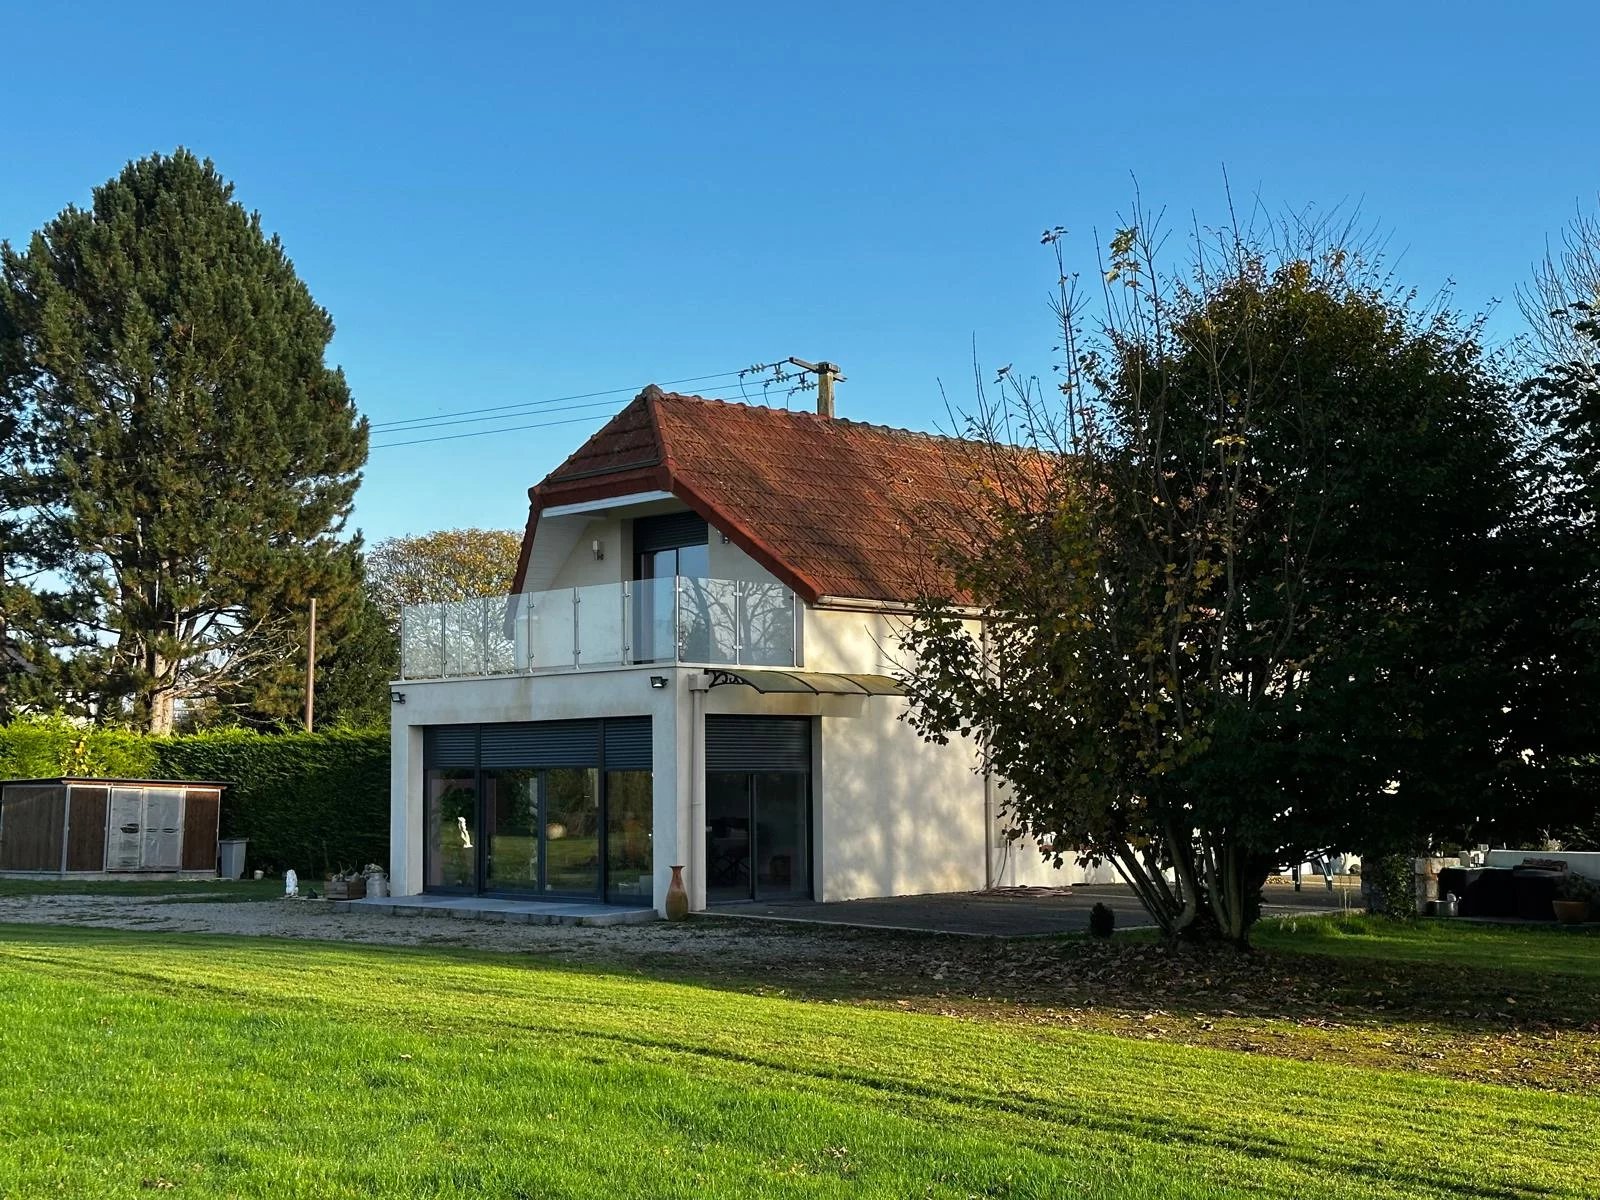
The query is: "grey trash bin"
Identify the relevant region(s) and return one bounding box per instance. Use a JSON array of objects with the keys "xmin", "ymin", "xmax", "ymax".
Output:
[{"xmin": 217, "ymin": 838, "xmax": 249, "ymax": 880}]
